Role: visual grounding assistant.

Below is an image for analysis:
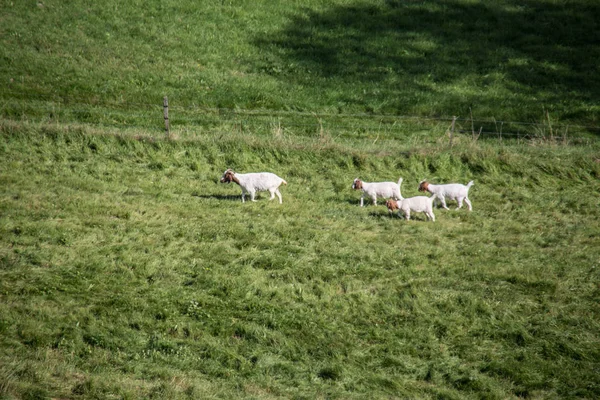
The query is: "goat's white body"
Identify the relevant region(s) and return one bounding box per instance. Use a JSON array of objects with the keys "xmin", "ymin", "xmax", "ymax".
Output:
[
  {"xmin": 423, "ymin": 181, "xmax": 473, "ymax": 211},
  {"xmin": 394, "ymin": 194, "xmax": 438, "ymax": 221},
  {"xmin": 354, "ymin": 178, "xmax": 404, "ymax": 207},
  {"xmin": 226, "ymin": 171, "xmax": 287, "ymax": 203}
]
